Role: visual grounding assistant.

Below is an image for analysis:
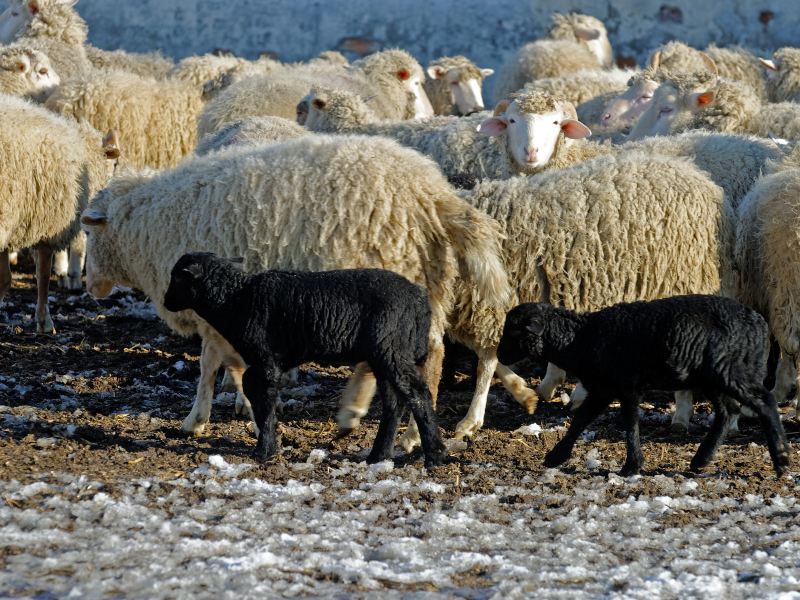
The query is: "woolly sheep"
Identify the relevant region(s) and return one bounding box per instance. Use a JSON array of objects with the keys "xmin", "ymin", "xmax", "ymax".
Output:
[
  {"xmin": 704, "ymin": 45, "xmax": 768, "ymax": 101},
  {"xmin": 46, "ymin": 69, "xmax": 205, "ymax": 169},
  {"xmin": 0, "ymin": 44, "xmax": 59, "ymax": 100},
  {"xmin": 494, "ymin": 12, "xmax": 613, "ymax": 101},
  {"xmin": 0, "ymin": 94, "xmax": 117, "ymax": 332},
  {"xmin": 163, "ymin": 254, "xmax": 448, "ymax": 467},
  {"xmin": 424, "ymin": 55, "xmax": 494, "ymax": 116},
  {"xmin": 80, "ymin": 135, "xmax": 515, "ymax": 450},
  {"xmin": 197, "ymin": 49, "xmax": 433, "ymax": 137},
  {"xmin": 86, "ymin": 45, "xmax": 174, "ymax": 79},
  {"xmin": 760, "ymin": 47, "xmax": 800, "ymax": 102},
  {"xmin": 497, "ymin": 296, "xmax": 790, "ymax": 476},
  {"xmin": 523, "ymin": 68, "xmax": 634, "ymax": 108},
  {"xmin": 168, "ymin": 54, "xmax": 278, "ymax": 89},
  {"xmin": 0, "ymin": 0, "xmax": 90, "ymax": 80},
  {"xmin": 305, "ymin": 88, "xmax": 598, "ymax": 180},
  {"xmin": 194, "ymin": 116, "xmax": 308, "ymax": 156},
  {"xmin": 629, "ymin": 71, "xmax": 800, "ymax": 142}
]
